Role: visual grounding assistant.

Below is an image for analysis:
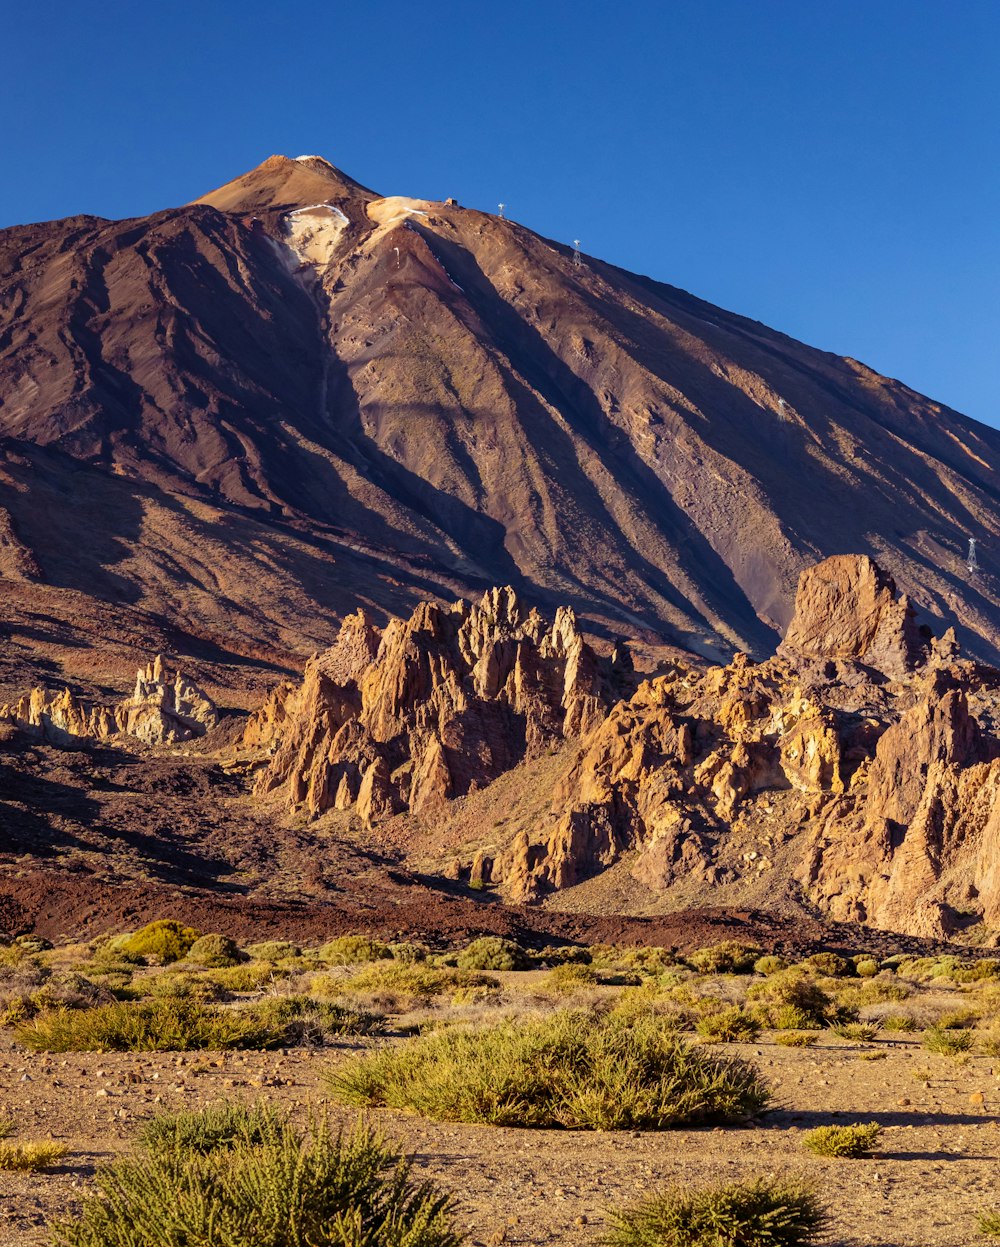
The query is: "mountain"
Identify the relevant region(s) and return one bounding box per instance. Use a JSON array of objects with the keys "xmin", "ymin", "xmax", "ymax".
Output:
[{"xmin": 2, "ymin": 154, "xmax": 999, "ymax": 711}]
